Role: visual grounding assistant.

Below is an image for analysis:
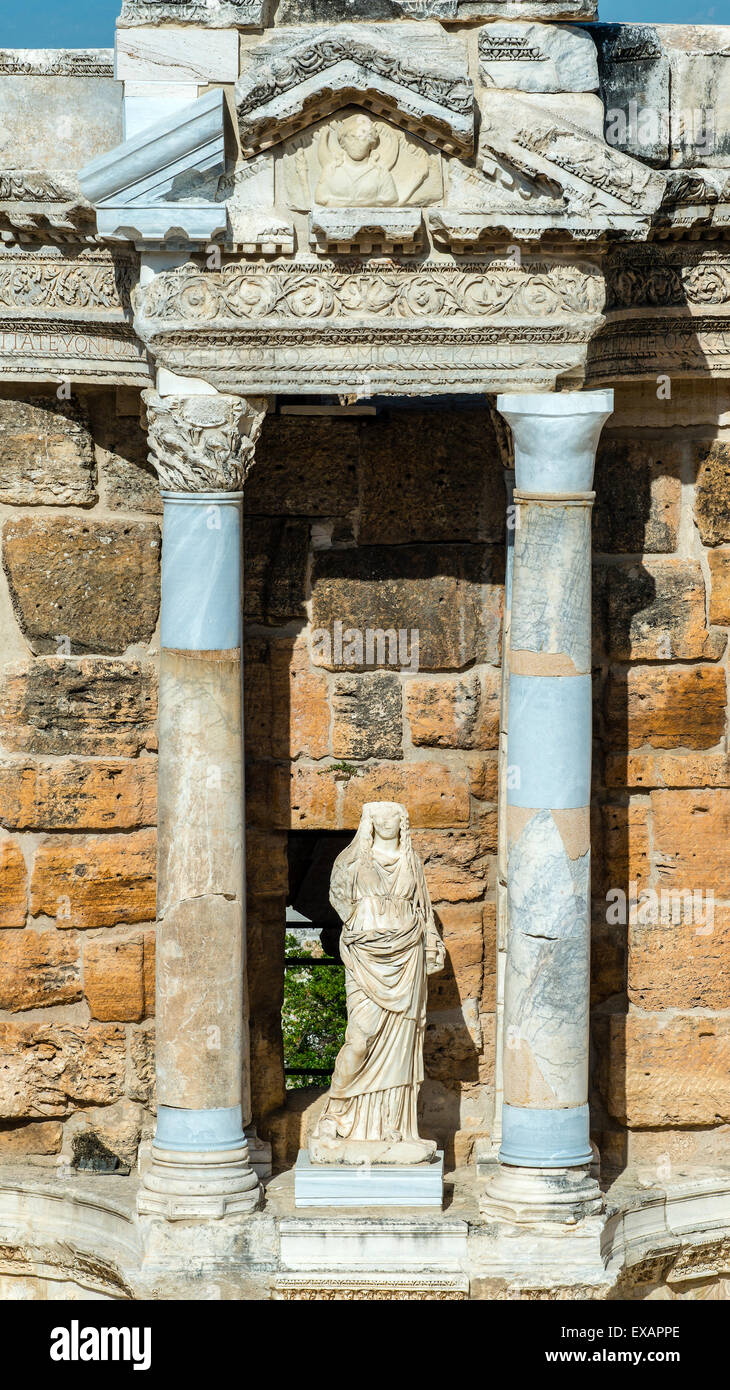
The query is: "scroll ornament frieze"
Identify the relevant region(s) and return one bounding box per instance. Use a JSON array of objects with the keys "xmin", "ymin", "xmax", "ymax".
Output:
[
  {"xmin": 0, "ymin": 248, "xmax": 136, "ymax": 318},
  {"xmin": 605, "ymin": 253, "xmax": 730, "ymax": 310},
  {"xmin": 133, "ymin": 260, "xmax": 606, "ymax": 332},
  {"xmin": 143, "ymin": 391, "xmax": 268, "ymax": 492}
]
